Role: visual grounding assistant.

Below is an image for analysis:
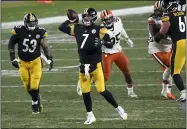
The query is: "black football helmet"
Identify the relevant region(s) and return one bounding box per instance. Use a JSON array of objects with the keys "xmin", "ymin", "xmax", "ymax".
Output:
[
  {"xmin": 82, "ymin": 8, "xmax": 97, "ymax": 26},
  {"xmin": 24, "ymin": 13, "xmax": 38, "ymax": 31}
]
